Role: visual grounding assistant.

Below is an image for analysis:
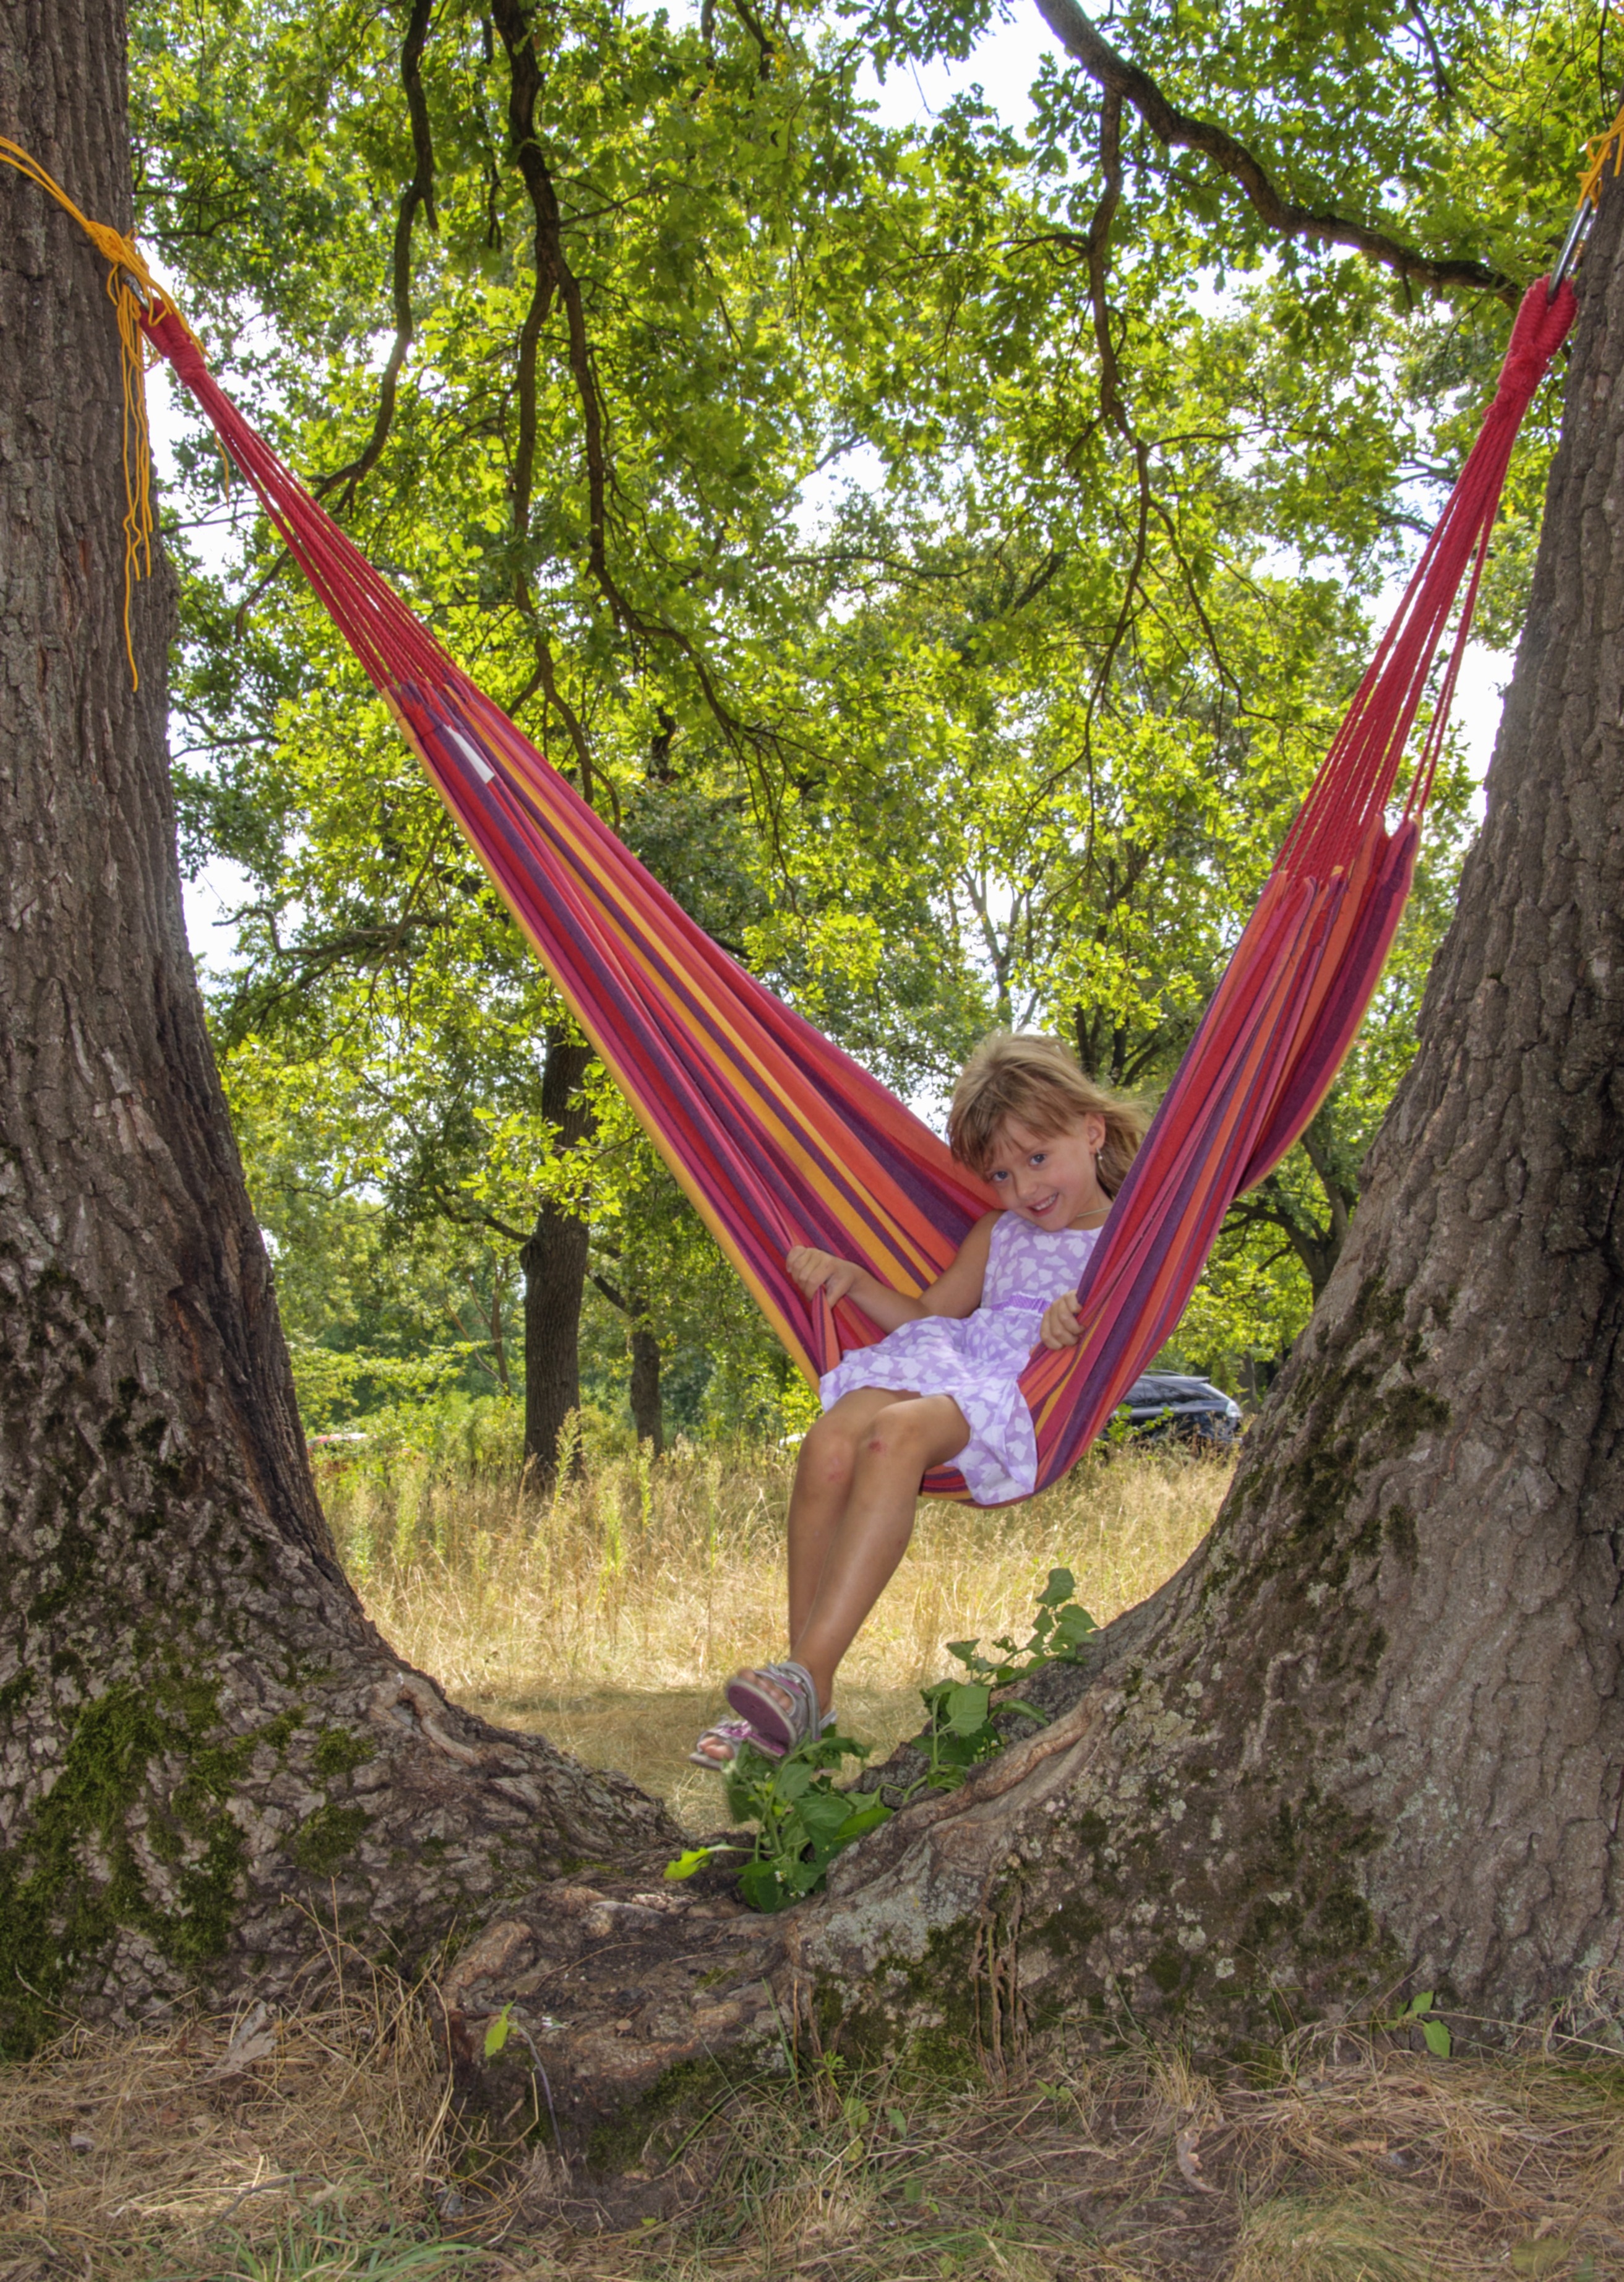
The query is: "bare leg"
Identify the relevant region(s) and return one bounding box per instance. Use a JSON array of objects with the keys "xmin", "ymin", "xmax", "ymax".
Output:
[
  {"xmin": 786, "ymin": 1389, "xmax": 901, "ymax": 1646},
  {"xmin": 790, "ymin": 1392, "xmax": 969, "ymax": 1713},
  {"xmin": 692, "ymin": 1389, "xmax": 966, "ymax": 1765},
  {"xmin": 690, "ymin": 1389, "xmax": 903, "ymax": 1767}
]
